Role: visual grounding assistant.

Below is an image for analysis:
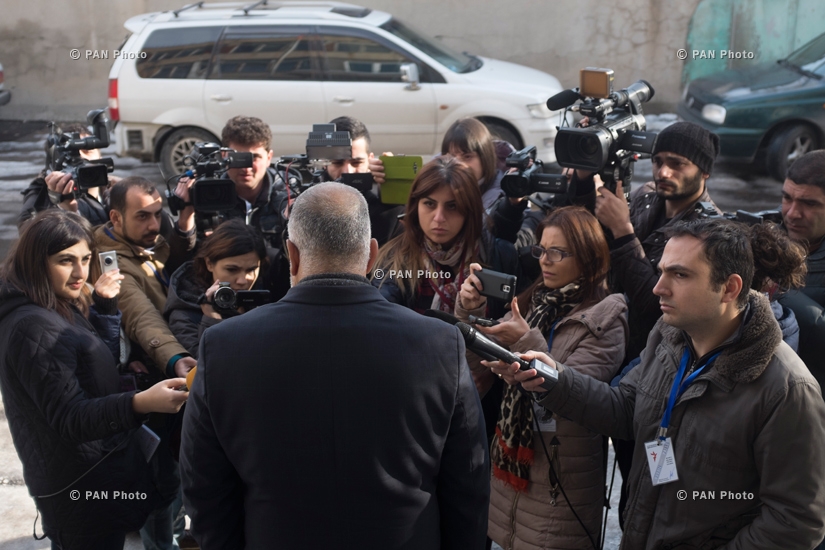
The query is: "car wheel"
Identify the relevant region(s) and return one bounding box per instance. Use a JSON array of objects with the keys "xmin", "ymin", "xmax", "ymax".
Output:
[
  {"xmin": 766, "ymin": 125, "xmax": 818, "ymax": 182},
  {"xmin": 481, "ymin": 120, "xmax": 522, "ymax": 149},
  {"xmin": 159, "ymin": 128, "xmax": 220, "ymax": 178}
]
